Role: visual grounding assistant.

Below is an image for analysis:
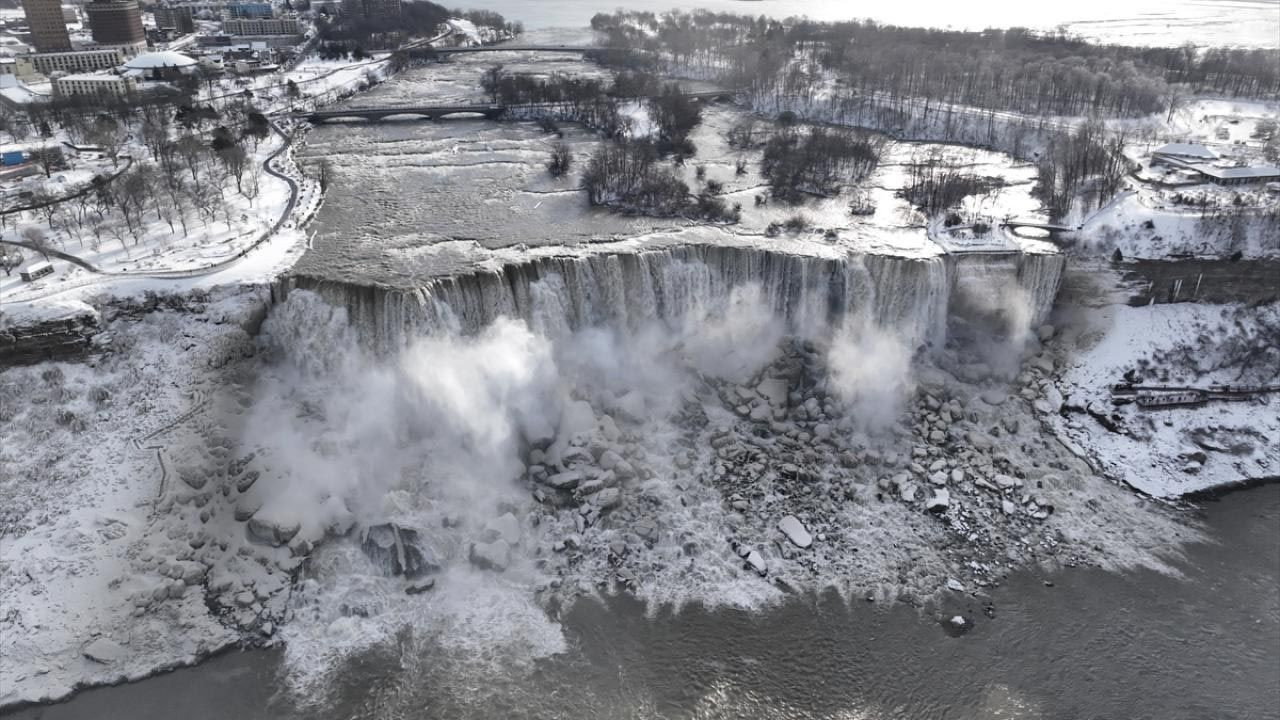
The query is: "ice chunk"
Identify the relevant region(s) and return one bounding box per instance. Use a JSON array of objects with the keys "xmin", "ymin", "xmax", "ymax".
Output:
[{"xmin": 778, "ymin": 515, "xmax": 813, "ymax": 548}]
